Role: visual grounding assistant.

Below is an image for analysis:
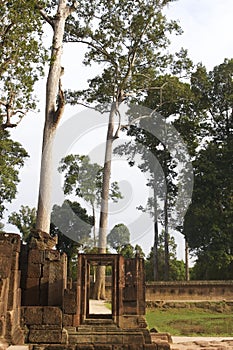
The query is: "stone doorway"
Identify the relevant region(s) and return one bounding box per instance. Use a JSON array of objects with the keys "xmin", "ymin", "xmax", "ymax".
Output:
[
  {"xmin": 77, "ymin": 254, "xmax": 122, "ymax": 325},
  {"xmin": 87, "ymin": 259, "xmax": 112, "ymax": 317}
]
